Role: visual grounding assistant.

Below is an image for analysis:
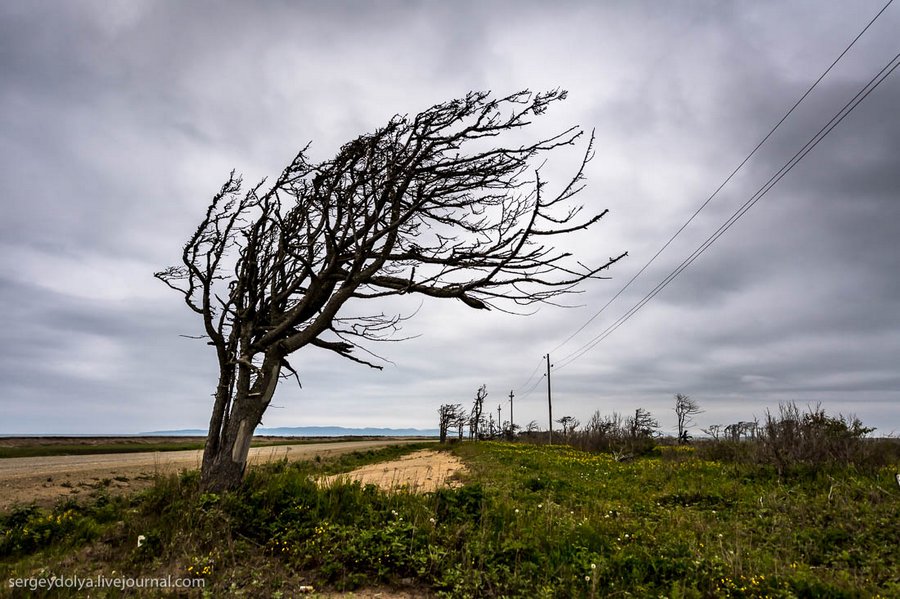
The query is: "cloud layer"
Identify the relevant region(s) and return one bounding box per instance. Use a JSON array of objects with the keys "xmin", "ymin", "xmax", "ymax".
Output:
[{"xmin": 2, "ymin": 1, "xmax": 898, "ymax": 435}]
